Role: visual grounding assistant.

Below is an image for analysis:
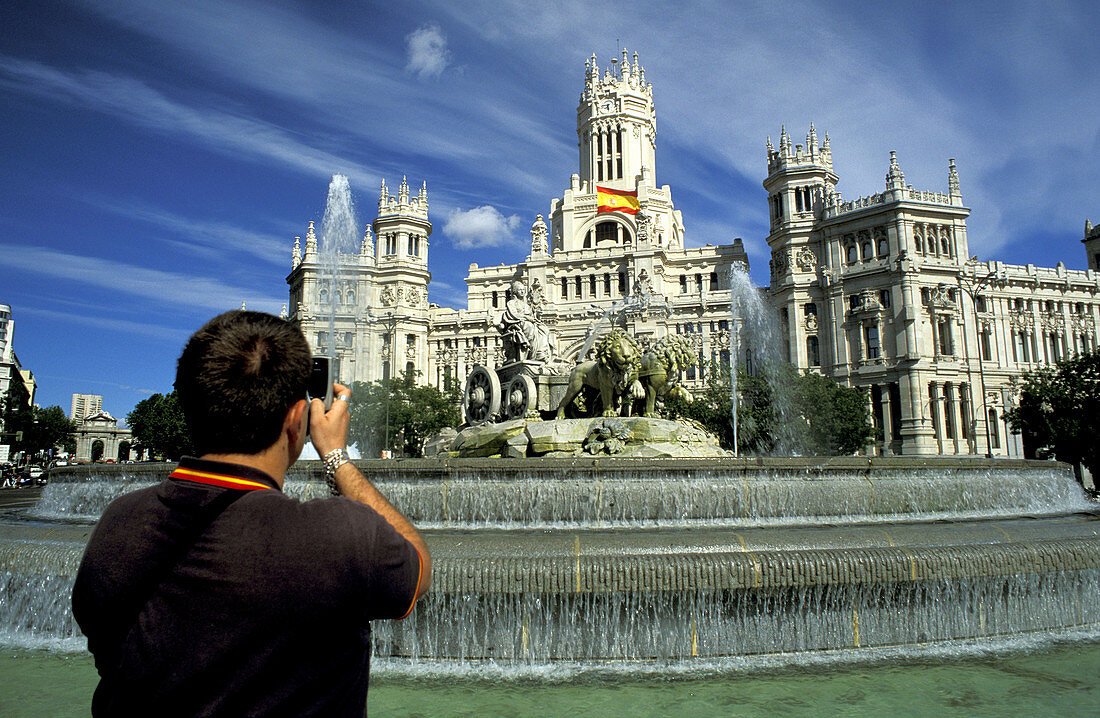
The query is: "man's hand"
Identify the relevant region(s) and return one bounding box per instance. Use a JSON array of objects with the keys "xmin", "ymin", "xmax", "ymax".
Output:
[{"xmin": 310, "ymin": 382, "xmax": 351, "ymax": 456}]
